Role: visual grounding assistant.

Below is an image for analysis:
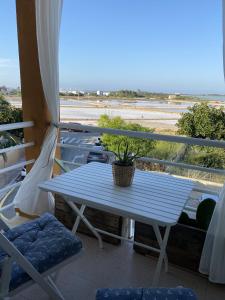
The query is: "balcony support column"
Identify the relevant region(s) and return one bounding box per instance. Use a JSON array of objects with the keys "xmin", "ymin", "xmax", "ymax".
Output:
[{"xmin": 16, "ymin": 0, "xmax": 60, "ymax": 173}]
